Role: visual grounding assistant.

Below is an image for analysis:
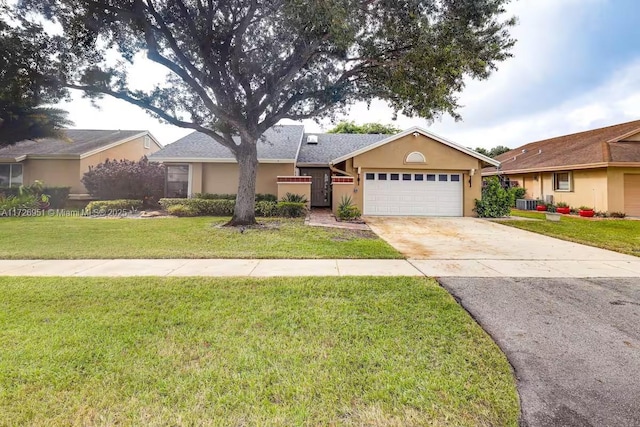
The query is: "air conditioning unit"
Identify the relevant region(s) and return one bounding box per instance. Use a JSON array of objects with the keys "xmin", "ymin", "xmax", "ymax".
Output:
[
  {"xmin": 307, "ymin": 135, "xmax": 318, "ymax": 144},
  {"xmin": 544, "ymin": 195, "xmax": 554, "ymax": 204}
]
